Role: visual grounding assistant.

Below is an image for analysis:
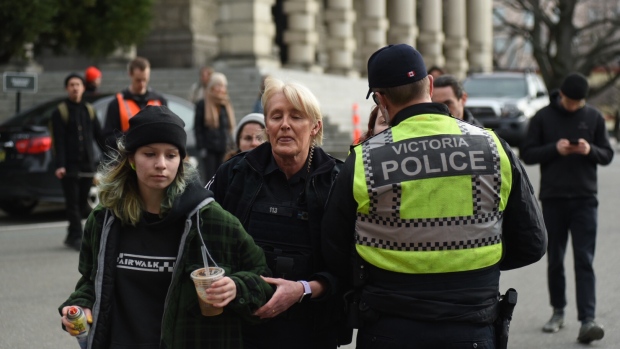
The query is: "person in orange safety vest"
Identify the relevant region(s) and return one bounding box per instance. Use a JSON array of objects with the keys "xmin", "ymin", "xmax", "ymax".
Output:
[{"xmin": 102, "ymin": 57, "xmax": 167, "ymax": 150}]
